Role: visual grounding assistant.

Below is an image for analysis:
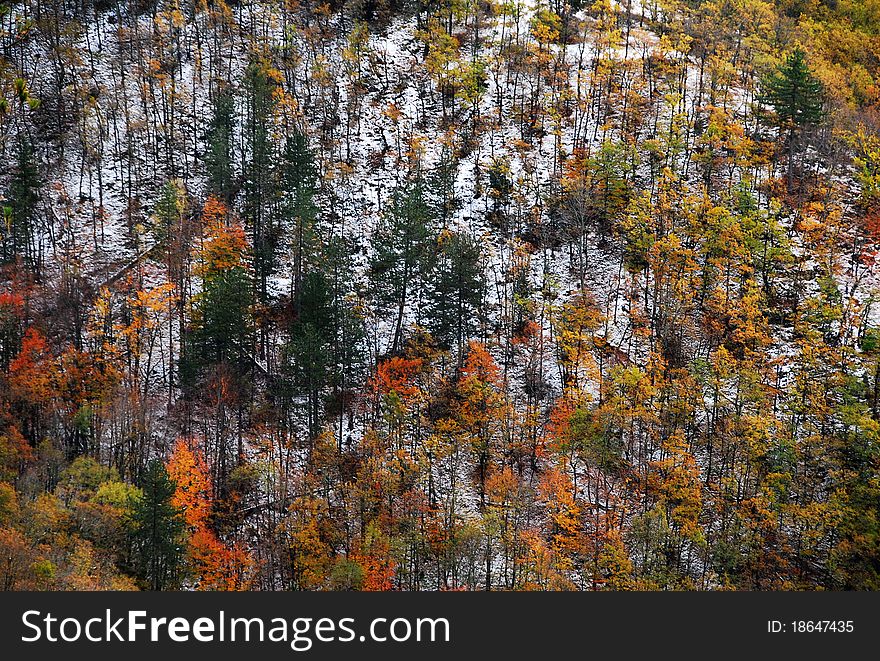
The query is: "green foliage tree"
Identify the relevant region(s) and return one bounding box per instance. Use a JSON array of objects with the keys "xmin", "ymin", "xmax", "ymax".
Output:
[
  {"xmin": 194, "ymin": 268, "xmax": 252, "ymax": 366},
  {"xmin": 2, "ymin": 138, "xmax": 41, "ymax": 270},
  {"xmin": 242, "ymin": 60, "xmax": 280, "ymax": 305},
  {"xmin": 278, "ymin": 129, "xmax": 319, "ymax": 300},
  {"xmin": 204, "ymin": 89, "xmax": 236, "ymax": 202},
  {"xmin": 759, "ymin": 47, "xmax": 825, "ymax": 180},
  {"xmin": 370, "ymin": 180, "xmax": 435, "ymax": 353},
  {"xmin": 426, "ymin": 231, "xmax": 484, "ymax": 352},
  {"xmin": 150, "ymin": 179, "xmax": 186, "ymax": 246},
  {"xmin": 182, "ymin": 213, "xmax": 254, "ymax": 387},
  {"xmin": 284, "ymin": 270, "xmax": 334, "ymax": 439},
  {"xmin": 283, "ymin": 234, "xmax": 367, "ymax": 441},
  {"xmin": 760, "ymin": 48, "xmax": 825, "ymax": 128},
  {"xmin": 130, "ymin": 460, "xmax": 187, "ymax": 590}
]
